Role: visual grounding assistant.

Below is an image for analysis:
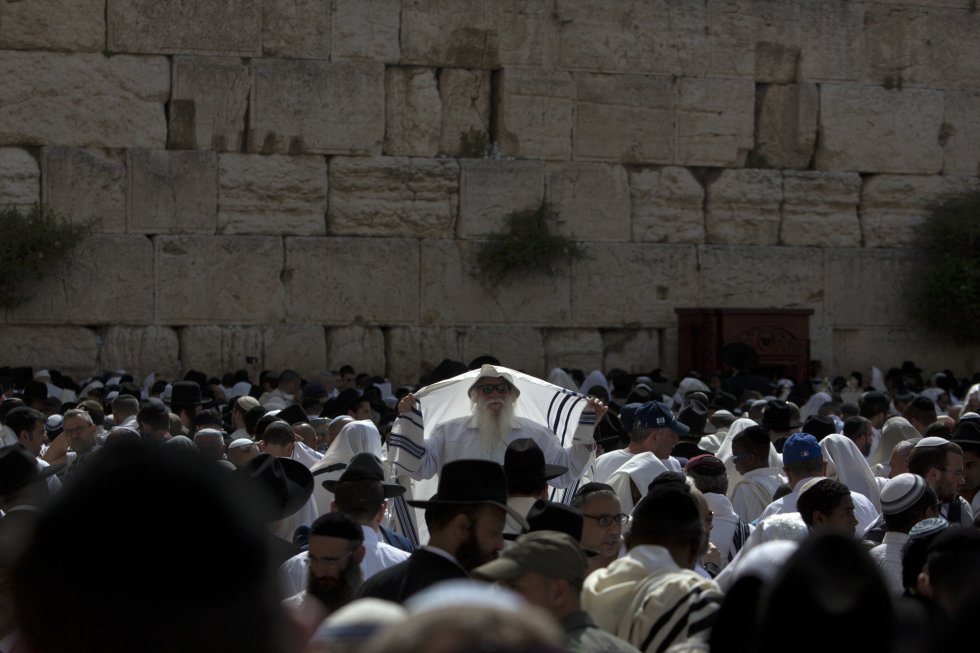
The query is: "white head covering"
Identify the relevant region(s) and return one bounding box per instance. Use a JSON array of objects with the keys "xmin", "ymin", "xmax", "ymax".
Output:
[
  {"xmin": 672, "ymin": 377, "xmax": 710, "ymax": 409},
  {"xmin": 716, "ymin": 418, "xmax": 782, "ymax": 497},
  {"xmin": 606, "ymin": 452, "xmax": 670, "ymax": 514},
  {"xmin": 871, "ymin": 417, "xmax": 921, "ymax": 468},
  {"xmin": 800, "ymin": 391, "xmax": 832, "ymax": 421},
  {"xmin": 819, "ymin": 434, "xmax": 881, "ymax": 510},
  {"xmin": 714, "ymin": 513, "xmax": 808, "ymax": 592},
  {"xmin": 579, "ymin": 370, "xmax": 610, "ymax": 397},
  {"xmin": 546, "ymin": 368, "xmax": 578, "ymax": 393},
  {"xmin": 310, "ymin": 420, "xmax": 385, "ymax": 512},
  {"xmin": 310, "ymin": 598, "xmax": 408, "ymax": 648}
]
